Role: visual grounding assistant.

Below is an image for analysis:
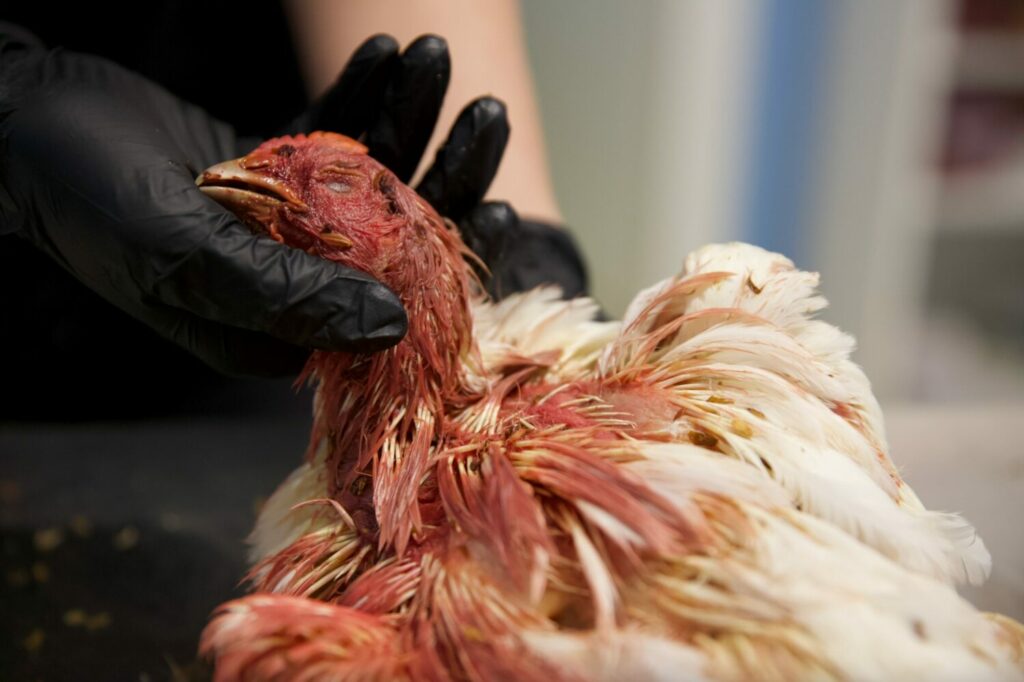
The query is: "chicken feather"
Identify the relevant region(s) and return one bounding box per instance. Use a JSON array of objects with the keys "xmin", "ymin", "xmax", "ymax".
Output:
[{"xmin": 195, "ymin": 134, "xmax": 1022, "ymax": 681}]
